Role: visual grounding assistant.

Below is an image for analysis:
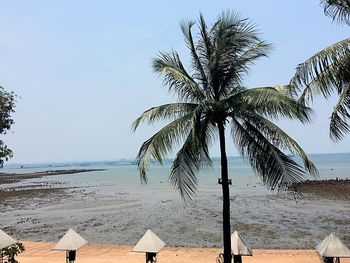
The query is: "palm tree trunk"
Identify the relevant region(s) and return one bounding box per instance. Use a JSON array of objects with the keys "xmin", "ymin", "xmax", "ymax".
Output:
[{"xmin": 218, "ymin": 121, "xmax": 231, "ymax": 263}]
